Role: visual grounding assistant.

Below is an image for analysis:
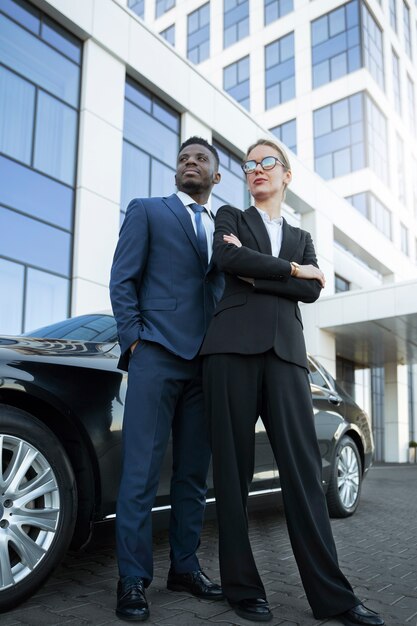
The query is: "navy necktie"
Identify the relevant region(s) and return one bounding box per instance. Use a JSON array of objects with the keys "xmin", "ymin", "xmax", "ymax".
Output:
[{"xmin": 190, "ymin": 203, "xmax": 208, "ymax": 266}]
